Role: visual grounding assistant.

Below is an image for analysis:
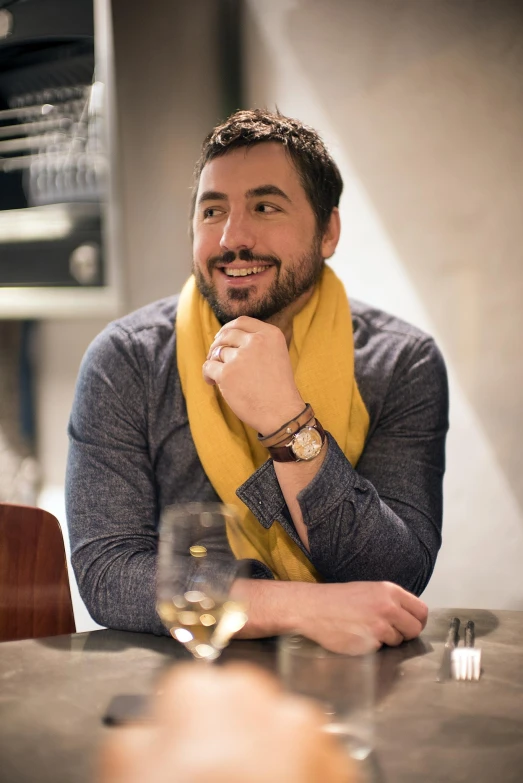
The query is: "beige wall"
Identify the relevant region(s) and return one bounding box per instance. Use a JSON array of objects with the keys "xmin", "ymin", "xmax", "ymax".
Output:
[
  {"xmin": 110, "ymin": 0, "xmax": 222, "ymax": 311},
  {"xmin": 244, "ymin": 0, "xmax": 523, "ymax": 608}
]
